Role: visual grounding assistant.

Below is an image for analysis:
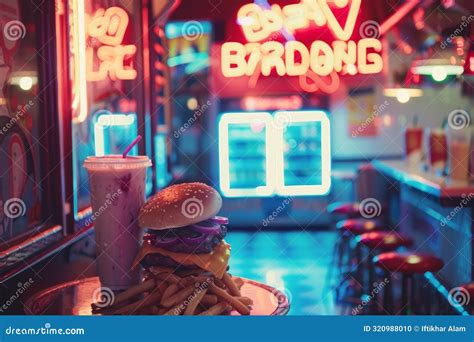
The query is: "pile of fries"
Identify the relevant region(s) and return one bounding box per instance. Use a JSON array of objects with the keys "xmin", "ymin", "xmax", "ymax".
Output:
[{"xmin": 92, "ymin": 269, "xmax": 253, "ymax": 315}]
